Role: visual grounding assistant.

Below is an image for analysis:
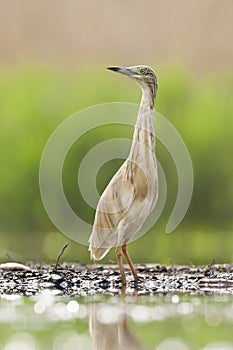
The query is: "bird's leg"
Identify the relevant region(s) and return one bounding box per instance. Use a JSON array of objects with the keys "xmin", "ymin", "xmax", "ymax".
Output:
[
  {"xmin": 116, "ymin": 246, "xmax": 126, "ymax": 286},
  {"xmin": 122, "ymin": 244, "xmax": 138, "ymax": 281}
]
